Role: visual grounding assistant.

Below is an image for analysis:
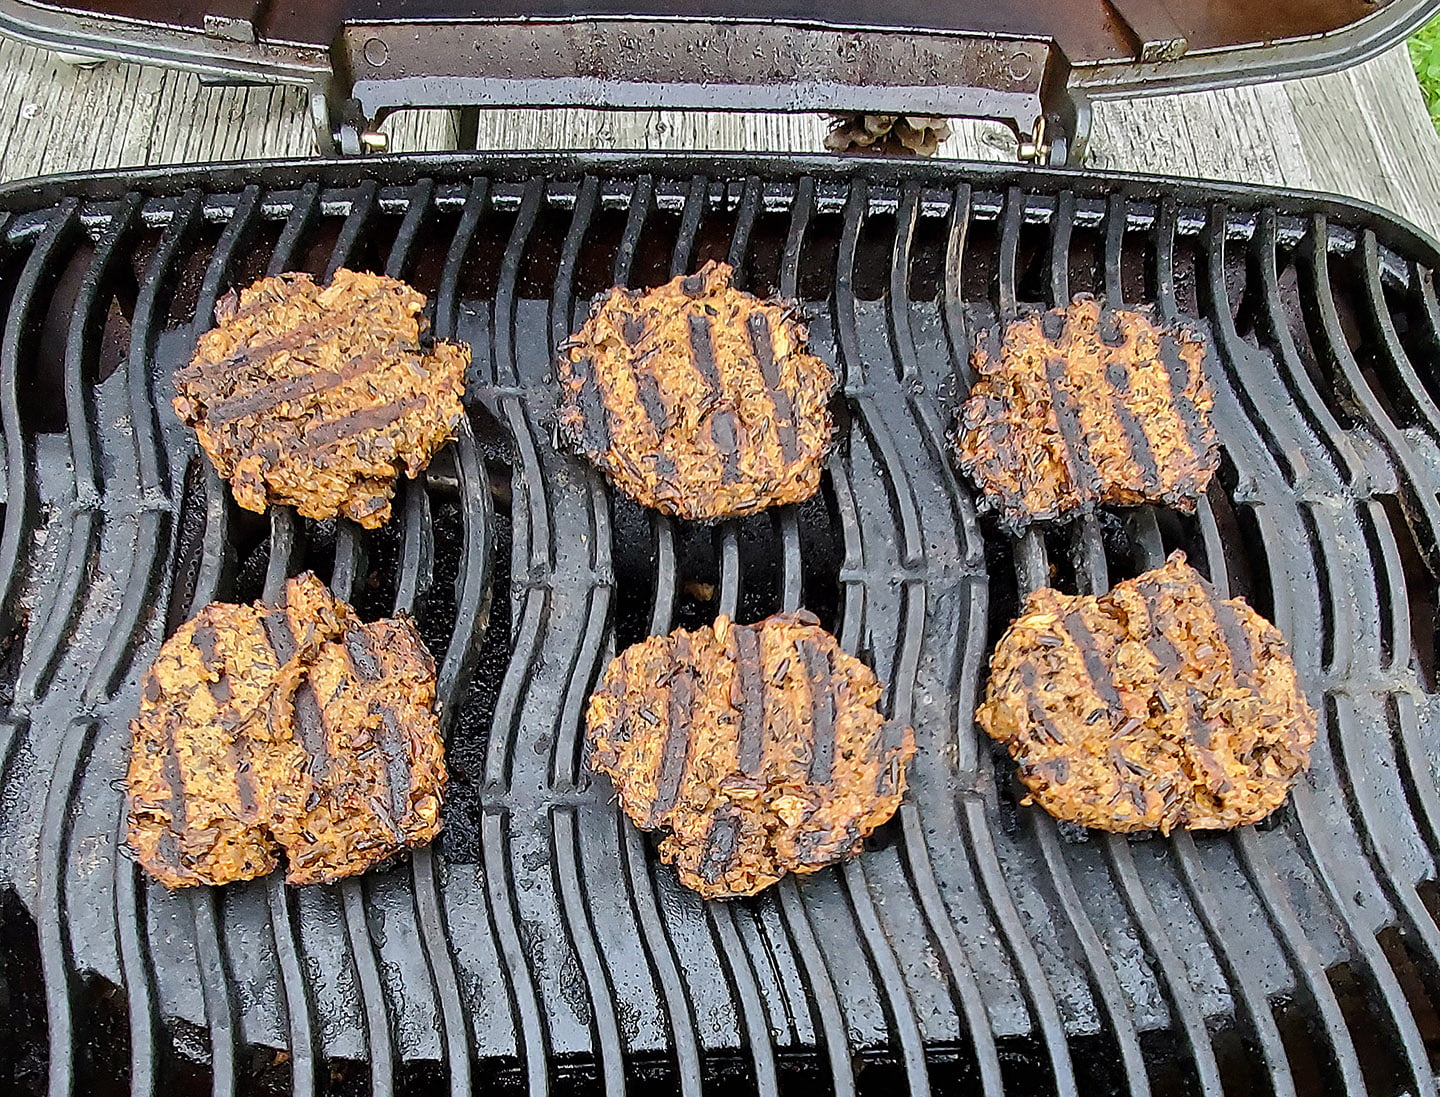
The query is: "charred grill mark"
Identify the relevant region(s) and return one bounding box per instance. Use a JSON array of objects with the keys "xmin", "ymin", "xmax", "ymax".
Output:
[
  {"xmin": 158, "ymin": 708, "xmax": 191, "ymax": 868},
  {"xmin": 182, "ymin": 318, "xmax": 326, "ymax": 382},
  {"xmin": 634, "ymin": 369, "xmax": 669, "ymax": 435},
  {"xmin": 622, "ymin": 313, "xmax": 647, "ymax": 346},
  {"xmin": 566, "ymin": 355, "xmax": 615, "ymax": 453},
  {"xmin": 1158, "ymin": 338, "xmax": 1208, "ymax": 461},
  {"xmin": 709, "ymin": 409, "xmax": 742, "ymax": 484},
  {"xmin": 1211, "ymin": 596, "xmax": 1257, "ymax": 682},
  {"xmin": 1042, "ymin": 353, "xmax": 1104, "ymax": 501},
  {"xmin": 1101, "ymin": 361, "xmax": 1164, "ymax": 492},
  {"xmin": 1059, "ymin": 611, "xmax": 1125, "ymax": 713},
  {"xmin": 300, "ymin": 395, "xmax": 427, "ymax": 450},
  {"xmin": 206, "ymin": 350, "xmax": 385, "ymax": 425},
  {"xmin": 344, "ymin": 628, "xmax": 381, "ymax": 680},
  {"xmin": 1016, "ymin": 660, "xmax": 1069, "ymax": 747},
  {"xmin": 1134, "ymin": 581, "xmax": 1223, "ymax": 763},
  {"xmin": 192, "ymin": 621, "xmax": 219, "ymax": 665},
  {"xmin": 734, "ymin": 624, "xmax": 766, "ymax": 776},
  {"xmin": 294, "ymin": 681, "xmax": 330, "ymax": 788},
  {"xmin": 687, "ymin": 313, "xmax": 723, "ymax": 400},
  {"xmin": 375, "ymin": 702, "xmax": 412, "ymax": 836},
  {"xmin": 747, "ymin": 311, "xmax": 799, "ymax": 464},
  {"xmin": 194, "ymin": 626, "xmax": 258, "ymax": 822},
  {"xmin": 262, "ymin": 609, "xmax": 298, "ymax": 662},
  {"xmin": 803, "ymin": 639, "xmax": 836, "ymax": 785},
  {"xmin": 655, "ymin": 635, "xmax": 697, "ymax": 817},
  {"xmin": 701, "ymin": 812, "xmax": 741, "ymax": 882}
]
